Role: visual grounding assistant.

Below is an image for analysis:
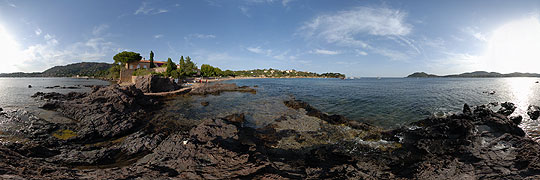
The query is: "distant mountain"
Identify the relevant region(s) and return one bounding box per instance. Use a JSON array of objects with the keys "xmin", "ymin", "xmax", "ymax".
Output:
[
  {"xmin": 0, "ymin": 62, "xmax": 113, "ymax": 77},
  {"xmin": 407, "ymin": 71, "xmax": 540, "ymax": 78}
]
